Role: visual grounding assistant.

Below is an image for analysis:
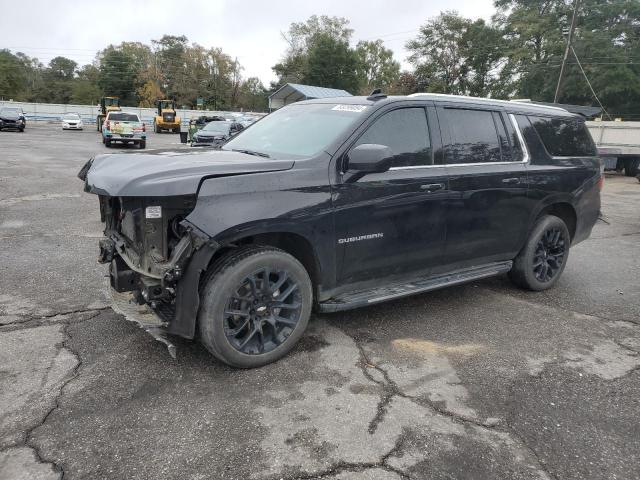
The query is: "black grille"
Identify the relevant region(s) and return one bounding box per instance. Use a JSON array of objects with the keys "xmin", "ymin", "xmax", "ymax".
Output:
[{"xmin": 163, "ymin": 113, "xmax": 175, "ymax": 122}]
